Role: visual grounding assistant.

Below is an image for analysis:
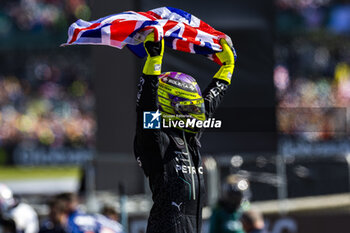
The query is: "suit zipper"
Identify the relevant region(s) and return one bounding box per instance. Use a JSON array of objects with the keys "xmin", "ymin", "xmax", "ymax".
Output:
[{"xmin": 183, "ymin": 131, "xmax": 196, "ymax": 200}]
